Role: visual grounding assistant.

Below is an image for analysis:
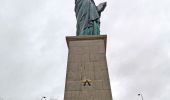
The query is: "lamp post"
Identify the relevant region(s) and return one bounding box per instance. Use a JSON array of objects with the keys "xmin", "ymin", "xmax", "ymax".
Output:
[
  {"xmin": 138, "ymin": 93, "xmax": 143, "ymax": 100},
  {"xmin": 41, "ymin": 96, "xmax": 47, "ymax": 100}
]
